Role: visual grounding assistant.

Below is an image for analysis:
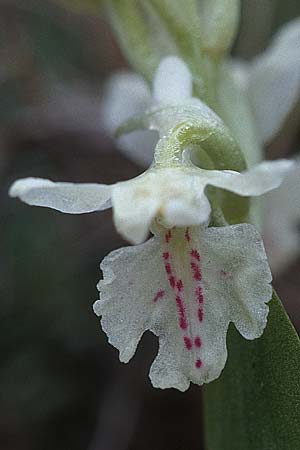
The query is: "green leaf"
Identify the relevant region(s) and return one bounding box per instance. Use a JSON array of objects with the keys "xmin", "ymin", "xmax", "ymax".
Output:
[{"xmin": 203, "ymin": 290, "xmax": 300, "ymax": 450}]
